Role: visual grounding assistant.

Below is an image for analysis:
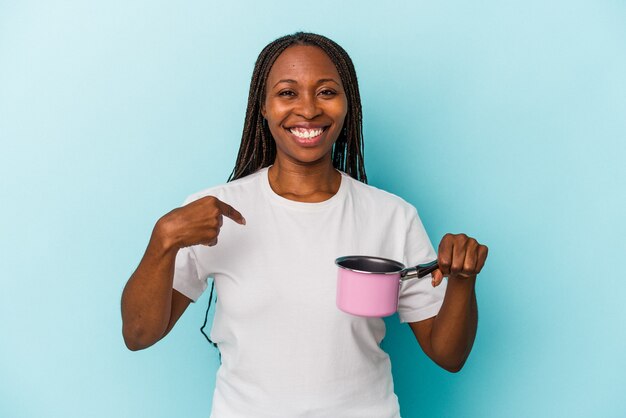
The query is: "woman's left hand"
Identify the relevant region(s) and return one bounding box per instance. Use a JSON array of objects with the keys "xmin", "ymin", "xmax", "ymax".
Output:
[{"xmin": 432, "ymin": 233, "xmax": 488, "ymax": 287}]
